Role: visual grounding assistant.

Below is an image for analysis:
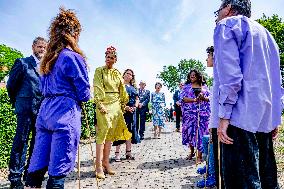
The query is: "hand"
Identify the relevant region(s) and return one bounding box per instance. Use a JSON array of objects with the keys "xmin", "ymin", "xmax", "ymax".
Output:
[
  {"xmin": 272, "ymin": 127, "xmax": 279, "ymax": 140},
  {"xmin": 99, "ymin": 105, "xmax": 108, "ymax": 114},
  {"xmin": 197, "ymin": 93, "xmax": 205, "ymax": 101},
  {"xmin": 125, "ymin": 106, "xmax": 131, "ymax": 112},
  {"xmin": 131, "ymin": 106, "xmax": 136, "ymax": 112},
  {"xmin": 218, "ymin": 119, "xmax": 233, "ymax": 144},
  {"xmin": 176, "ymin": 101, "xmax": 181, "ymax": 106},
  {"xmin": 209, "ymin": 129, "xmax": 213, "ymax": 143},
  {"xmin": 138, "ymin": 103, "xmax": 143, "ymax": 108}
]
